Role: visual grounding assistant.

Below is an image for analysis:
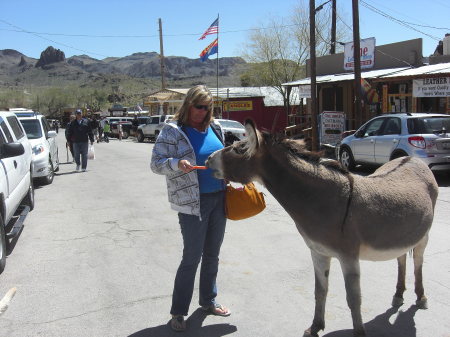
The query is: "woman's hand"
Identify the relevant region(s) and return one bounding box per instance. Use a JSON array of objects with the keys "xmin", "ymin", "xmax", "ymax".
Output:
[{"xmin": 178, "ymin": 159, "xmax": 194, "ymax": 173}]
